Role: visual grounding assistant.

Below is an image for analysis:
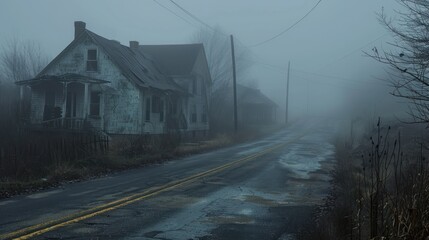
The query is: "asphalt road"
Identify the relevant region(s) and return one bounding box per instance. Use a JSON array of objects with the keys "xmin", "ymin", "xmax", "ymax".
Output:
[{"xmin": 0, "ymin": 121, "xmax": 336, "ymax": 240}]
